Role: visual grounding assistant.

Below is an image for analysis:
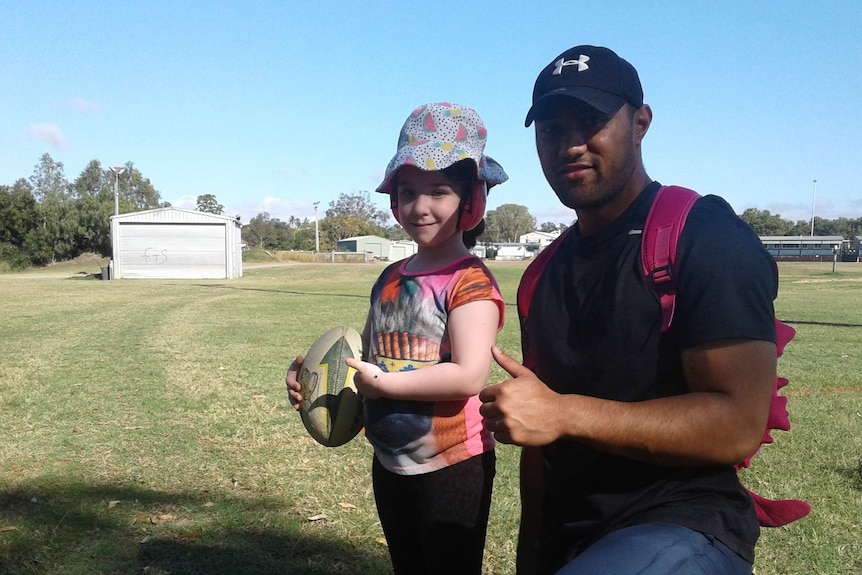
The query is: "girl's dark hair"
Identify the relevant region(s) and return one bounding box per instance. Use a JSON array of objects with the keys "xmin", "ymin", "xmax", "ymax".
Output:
[
  {"xmin": 463, "ymin": 218, "xmax": 485, "ymax": 249},
  {"xmin": 442, "ymin": 160, "xmax": 485, "ymax": 249}
]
